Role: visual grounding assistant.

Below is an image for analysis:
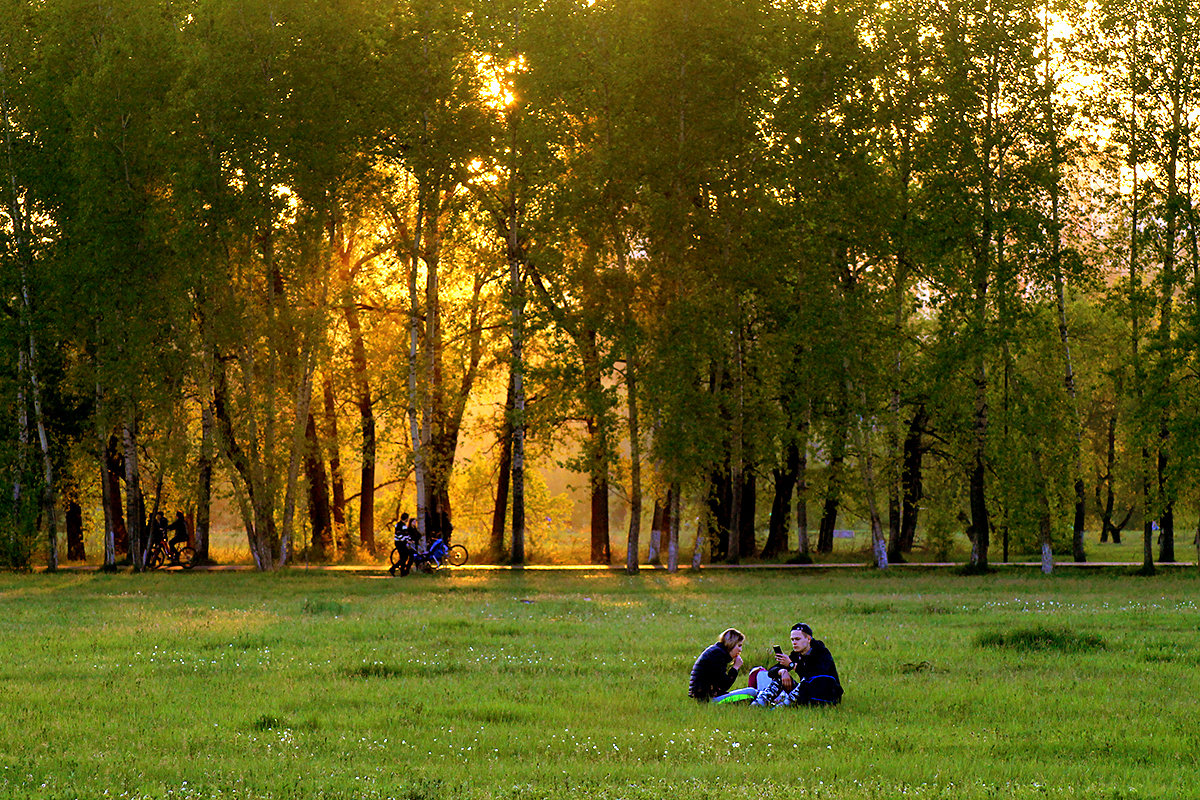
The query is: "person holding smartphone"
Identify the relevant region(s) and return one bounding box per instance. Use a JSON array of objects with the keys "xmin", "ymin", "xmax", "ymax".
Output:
[{"xmin": 750, "ymin": 622, "xmax": 843, "ymax": 707}]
